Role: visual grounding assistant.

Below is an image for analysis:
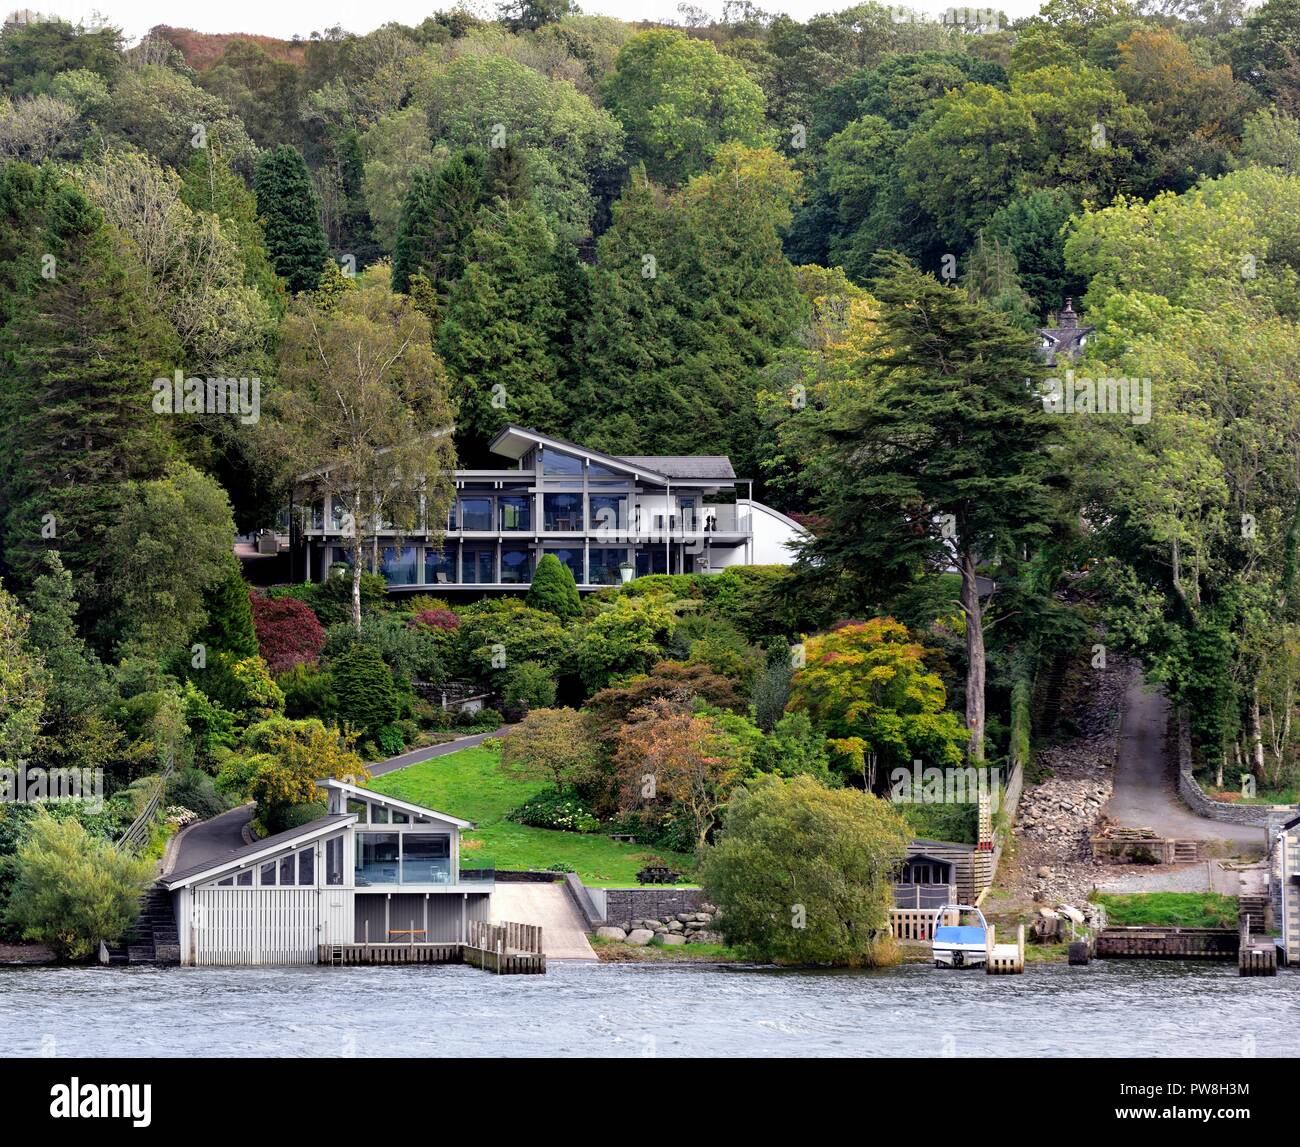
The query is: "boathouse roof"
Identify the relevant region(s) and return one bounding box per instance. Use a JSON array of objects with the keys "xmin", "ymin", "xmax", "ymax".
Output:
[{"xmin": 159, "ymin": 813, "xmax": 356, "ymax": 890}]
